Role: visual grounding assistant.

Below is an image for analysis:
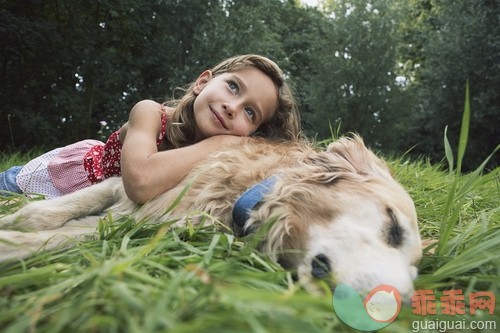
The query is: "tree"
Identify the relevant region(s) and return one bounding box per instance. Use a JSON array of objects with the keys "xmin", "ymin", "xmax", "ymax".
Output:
[
  {"xmin": 0, "ymin": 0, "xmax": 304, "ymax": 151},
  {"xmin": 1, "ymin": 0, "xmax": 497, "ymax": 171},
  {"xmin": 303, "ymin": 0, "xmax": 416, "ymax": 152},
  {"xmin": 399, "ymin": 0, "xmax": 500, "ymax": 170}
]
